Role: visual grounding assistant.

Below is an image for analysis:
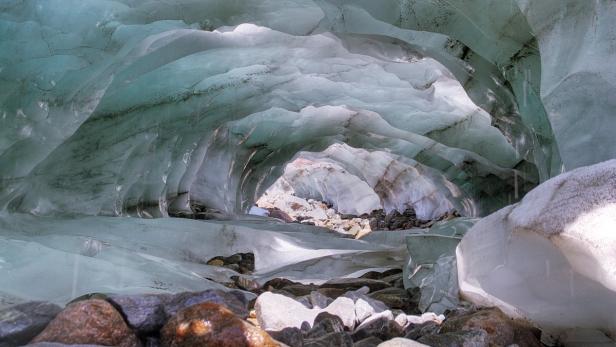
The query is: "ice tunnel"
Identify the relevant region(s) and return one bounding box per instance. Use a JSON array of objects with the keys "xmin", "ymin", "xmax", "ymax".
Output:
[{"xmin": 1, "ymin": 1, "xmax": 616, "ymax": 346}]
